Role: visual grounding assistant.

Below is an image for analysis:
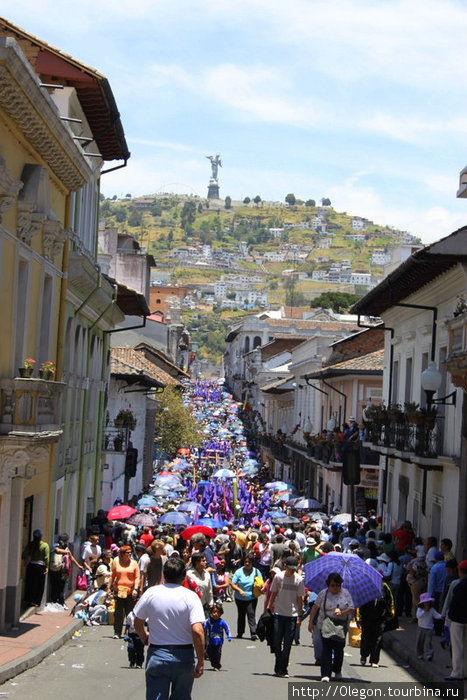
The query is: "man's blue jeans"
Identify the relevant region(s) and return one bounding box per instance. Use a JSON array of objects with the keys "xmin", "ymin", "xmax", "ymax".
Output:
[
  {"xmin": 145, "ymin": 645, "xmax": 195, "ymax": 700},
  {"xmin": 273, "ymin": 614, "xmax": 297, "ymax": 675}
]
